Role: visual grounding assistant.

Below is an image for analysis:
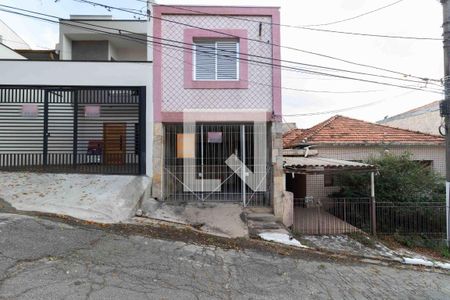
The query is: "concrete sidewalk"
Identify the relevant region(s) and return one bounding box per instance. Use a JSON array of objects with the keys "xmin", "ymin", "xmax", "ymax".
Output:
[
  {"xmin": 139, "ymin": 199, "xmax": 248, "ymax": 238},
  {"xmin": 0, "ymin": 172, "xmax": 150, "ymax": 223}
]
